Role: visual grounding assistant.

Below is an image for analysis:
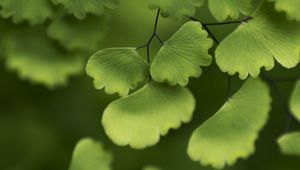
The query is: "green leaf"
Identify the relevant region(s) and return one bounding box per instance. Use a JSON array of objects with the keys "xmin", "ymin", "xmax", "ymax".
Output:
[
  {"xmin": 150, "ymin": 21, "xmax": 213, "ymax": 86},
  {"xmin": 69, "ymin": 138, "xmax": 113, "ymax": 170},
  {"xmin": 86, "ymin": 48, "xmax": 149, "ymax": 97},
  {"xmin": 148, "ymin": 0, "xmax": 204, "ymax": 19},
  {"xmin": 289, "ymin": 80, "xmax": 300, "ymax": 121},
  {"xmin": 216, "ymin": 1, "xmax": 300, "ymax": 79},
  {"xmin": 0, "ymin": 0, "xmax": 54, "ymax": 25},
  {"xmin": 102, "ymin": 81, "xmax": 195, "ymax": 149},
  {"xmin": 142, "ymin": 166, "xmax": 162, "ymax": 170},
  {"xmin": 147, "ymin": 0, "xmax": 253, "ymax": 20},
  {"xmin": 278, "ymin": 132, "xmax": 300, "ymax": 156},
  {"xmin": 208, "ymin": 0, "xmax": 253, "ymax": 21},
  {"xmin": 270, "ymin": 0, "xmax": 300, "ymax": 21},
  {"xmin": 3, "ymin": 29, "xmax": 83, "ymax": 88},
  {"xmin": 52, "ymin": 0, "xmax": 119, "ymax": 19},
  {"xmin": 188, "ymin": 78, "xmax": 271, "ymax": 169},
  {"xmin": 48, "ymin": 15, "xmax": 107, "ymax": 51}
]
